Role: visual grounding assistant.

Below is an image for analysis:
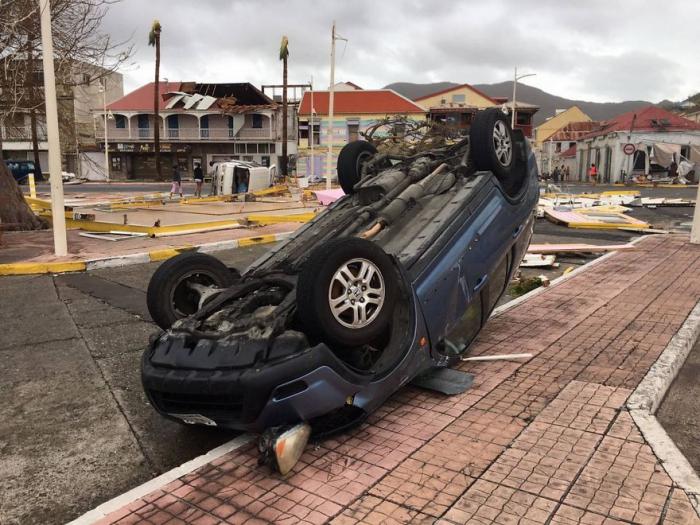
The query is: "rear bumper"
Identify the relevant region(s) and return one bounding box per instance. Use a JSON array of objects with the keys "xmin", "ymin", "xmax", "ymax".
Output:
[{"xmin": 141, "ymin": 340, "xmax": 368, "ymax": 433}]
